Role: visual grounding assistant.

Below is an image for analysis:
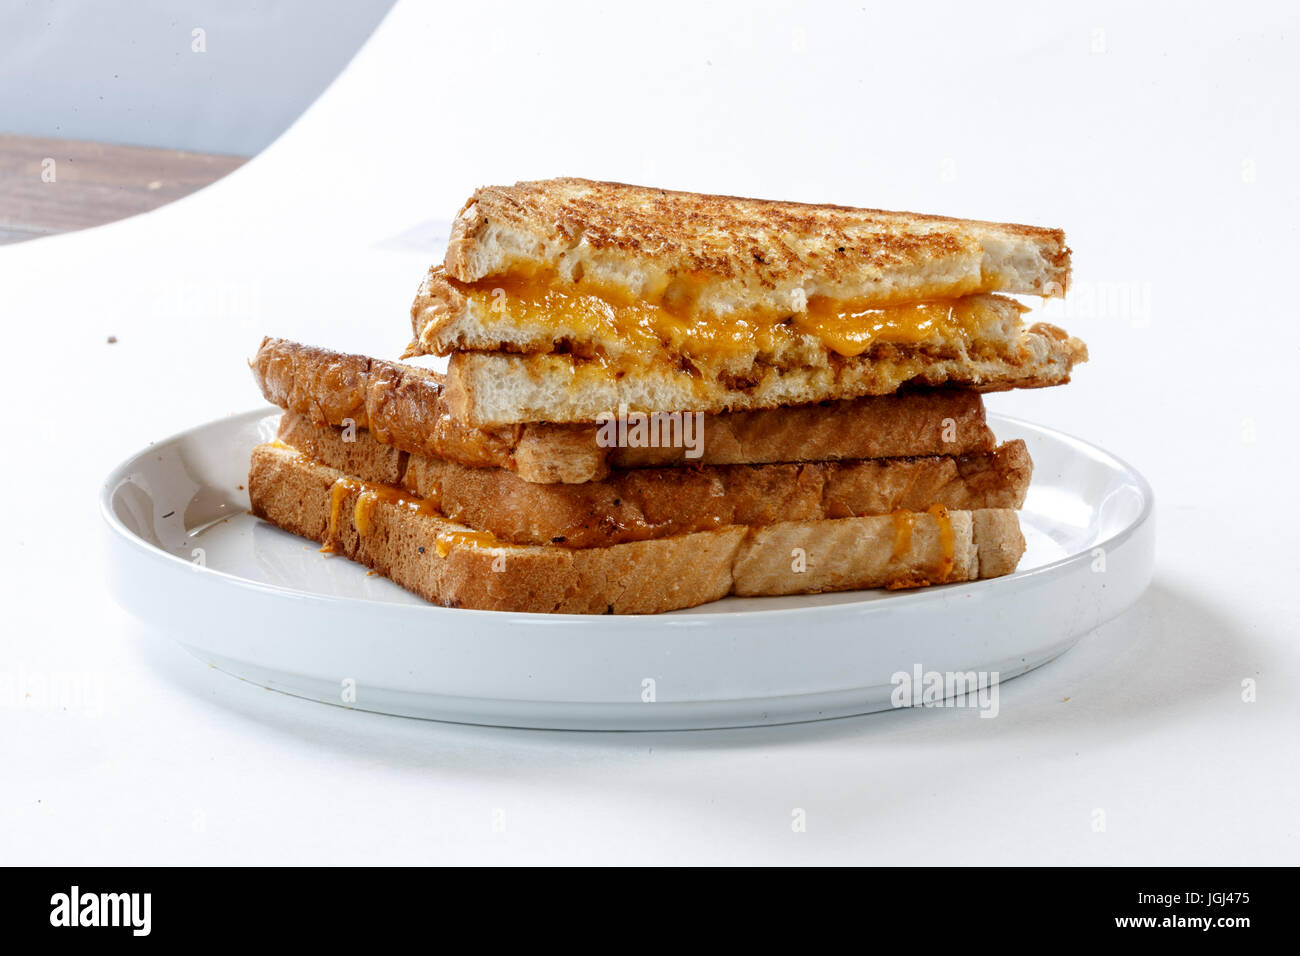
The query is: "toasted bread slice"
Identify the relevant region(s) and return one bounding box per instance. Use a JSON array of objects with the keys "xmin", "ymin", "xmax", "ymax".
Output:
[
  {"xmin": 608, "ymin": 387, "xmax": 994, "ymax": 469},
  {"xmin": 252, "ymin": 336, "xmax": 515, "ymax": 467},
  {"xmin": 443, "ymin": 179, "xmax": 1071, "ymax": 312},
  {"xmin": 250, "ymin": 441, "xmax": 742, "ymax": 614},
  {"xmin": 253, "ymin": 338, "xmax": 1001, "ymax": 481},
  {"xmin": 445, "ymin": 322, "xmax": 1086, "ymax": 426},
  {"xmin": 249, "ymin": 442, "xmax": 1025, "ymax": 613},
  {"xmin": 277, "ymin": 412, "xmax": 1032, "ymax": 548}
]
